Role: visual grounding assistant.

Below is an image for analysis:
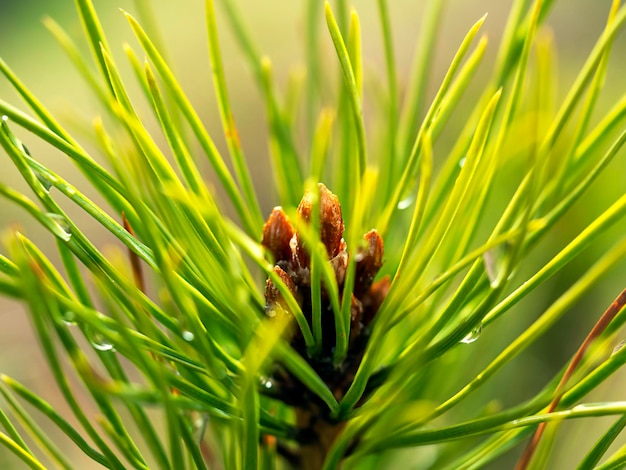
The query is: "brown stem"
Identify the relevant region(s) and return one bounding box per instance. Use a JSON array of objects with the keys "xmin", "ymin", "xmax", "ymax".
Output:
[{"xmin": 516, "ymin": 288, "xmax": 626, "ymax": 470}]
